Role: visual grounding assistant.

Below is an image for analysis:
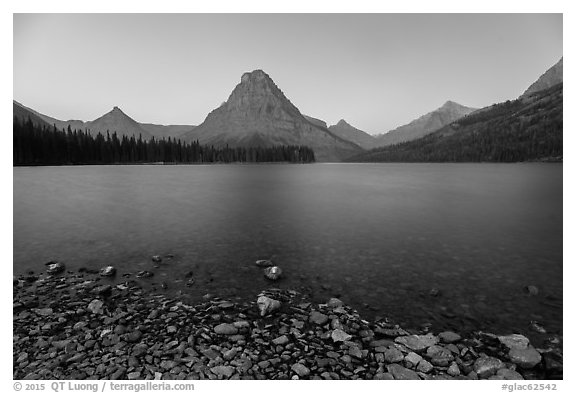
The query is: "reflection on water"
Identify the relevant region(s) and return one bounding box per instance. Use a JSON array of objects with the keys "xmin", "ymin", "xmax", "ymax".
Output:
[{"xmin": 14, "ymin": 163, "xmax": 562, "ymax": 341}]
